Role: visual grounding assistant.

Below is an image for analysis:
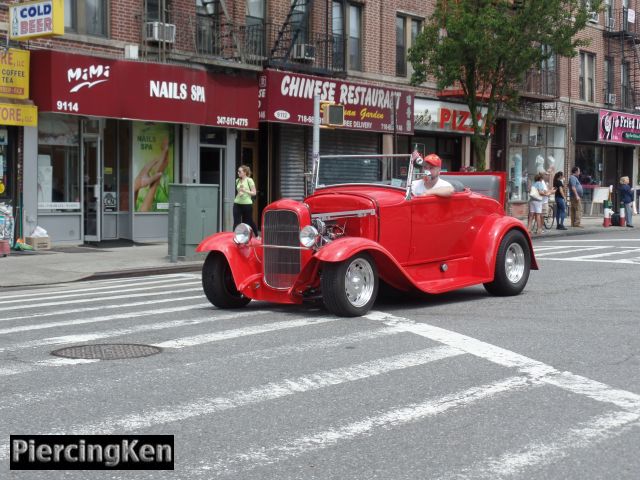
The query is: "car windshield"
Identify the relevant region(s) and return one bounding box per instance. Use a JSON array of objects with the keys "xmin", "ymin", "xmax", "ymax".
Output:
[{"xmin": 314, "ymin": 154, "xmax": 424, "ymax": 190}]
